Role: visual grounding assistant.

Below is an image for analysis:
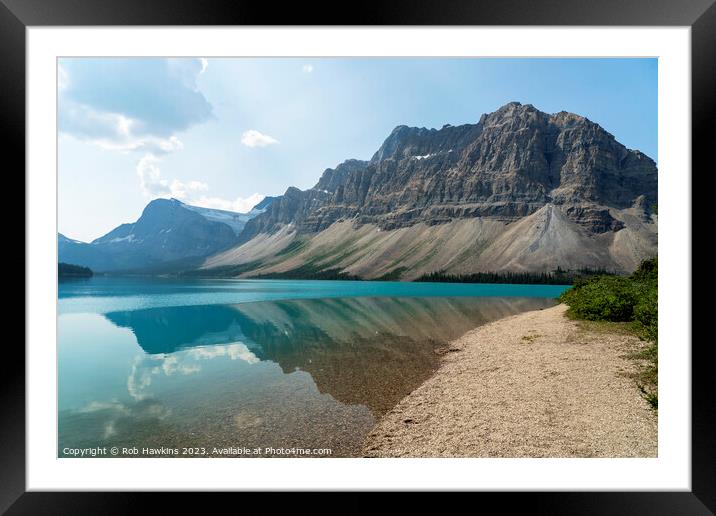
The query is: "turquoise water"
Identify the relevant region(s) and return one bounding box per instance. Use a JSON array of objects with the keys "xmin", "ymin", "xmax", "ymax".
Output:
[
  {"xmin": 58, "ymin": 278, "xmax": 568, "ymax": 457},
  {"xmin": 58, "ymin": 277, "xmax": 568, "ymax": 314}
]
